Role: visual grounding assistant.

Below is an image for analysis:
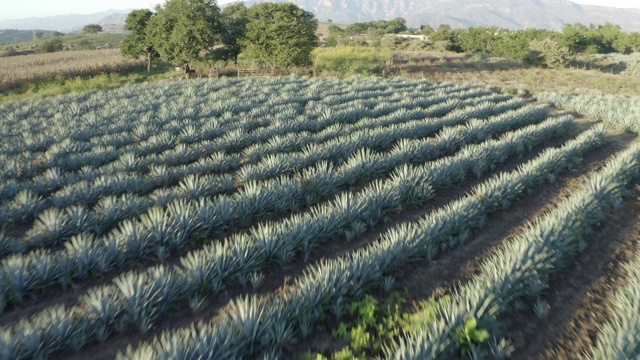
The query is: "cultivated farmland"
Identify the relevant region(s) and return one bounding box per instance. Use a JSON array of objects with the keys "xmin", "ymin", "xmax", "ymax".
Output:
[{"xmin": 0, "ymin": 76, "xmax": 639, "ymax": 359}]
